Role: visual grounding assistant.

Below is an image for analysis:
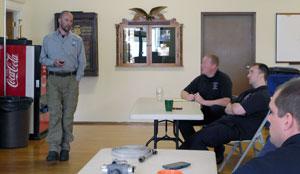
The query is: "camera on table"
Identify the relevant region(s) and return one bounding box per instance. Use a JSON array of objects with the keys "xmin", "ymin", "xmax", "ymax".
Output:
[{"xmin": 101, "ymin": 160, "xmax": 135, "ymax": 174}]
